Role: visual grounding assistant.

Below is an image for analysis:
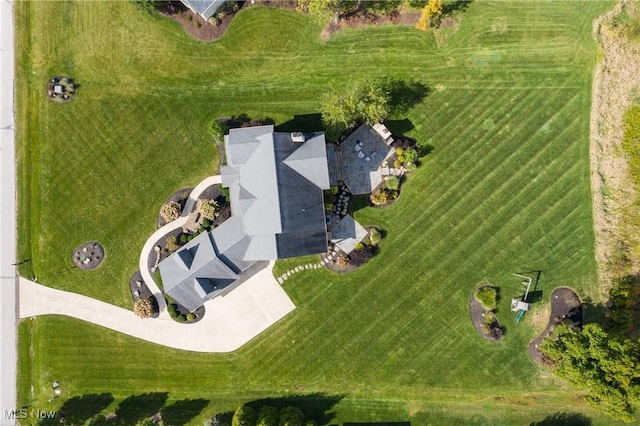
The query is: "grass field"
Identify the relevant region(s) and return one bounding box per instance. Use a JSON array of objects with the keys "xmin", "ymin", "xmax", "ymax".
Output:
[{"xmin": 15, "ymin": 1, "xmax": 623, "ymax": 424}]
